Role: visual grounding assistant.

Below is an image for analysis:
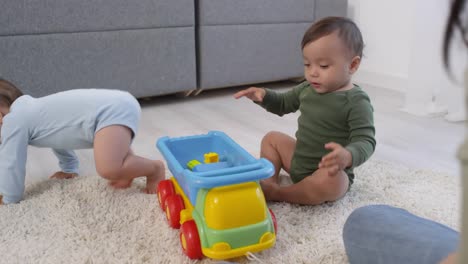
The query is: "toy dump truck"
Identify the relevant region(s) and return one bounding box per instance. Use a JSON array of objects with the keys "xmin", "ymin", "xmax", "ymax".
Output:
[{"xmin": 156, "ymin": 131, "xmax": 277, "ymax": 260}]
